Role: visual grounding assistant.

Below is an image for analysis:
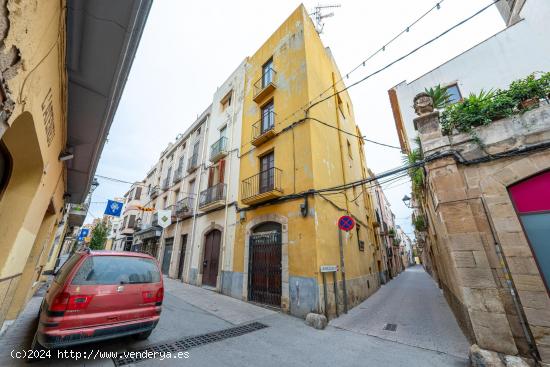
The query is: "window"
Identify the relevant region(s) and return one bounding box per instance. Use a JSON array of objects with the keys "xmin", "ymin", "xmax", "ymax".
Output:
[
  {"xmin": 445, "ymin": 84, "xmax": 462, "ymax": 104},
  {"xmin": 128, "ymin": 215, "xmax": 136, "ymax": 228},
  {"xmin": 337, "ymin": 95, "xmax": 345, "ymax": 117},
  {"xmin": 219, "ymin": 125, "xmax": 227, "ymax": 138},
  {"xmin": 356, "ymin": 224, "xmax": 364, "ymax": 251},
  {"xmin": 261, "ymin": 100, "xmax": 275, "ymax": 133},
  {"xmin": 72, "ymin": 256, "xmax": 161, "ymax": 285},
  {"xmin": 134, "ymin": 187, "xmax": 142, "ymax": 200},
  {"xmin": 122, "ymin": 216, "xmax": 128, "ymax": 229},
  {"xmin": 262, "ymin": 58, "xmax": 274, "ymax": 88},
  {"xmin": 259, "ymin": 152, "xmax": 275, "ymax": 193},
  {"xmin": 347, "ymin": 139, "xmax": 353, "ymax": 159},
  {"xmin": 221, "ymin": 91, "xmax": 232, "ymax": 111},
  {"xmin": 196, "ymin": 127, "xmax": 201, "ymax": 136},
  {"xmin": 54, "ymin": 254, "xmax": 82, "ymax": 285}
]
